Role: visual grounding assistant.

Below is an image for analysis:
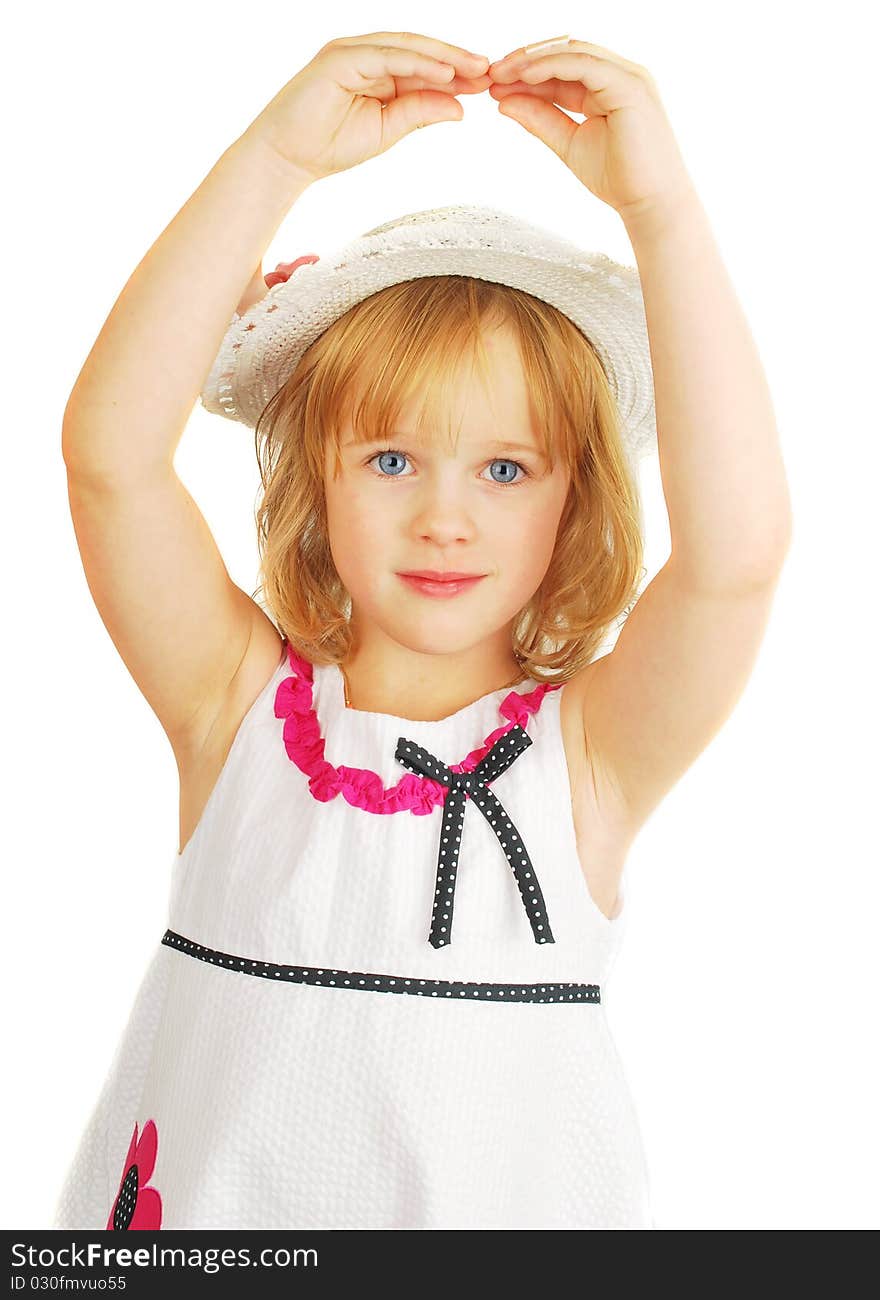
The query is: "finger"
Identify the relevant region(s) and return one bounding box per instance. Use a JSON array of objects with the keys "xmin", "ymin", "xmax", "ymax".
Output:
[
  {"xmin": 347, "ymin": 45, "xmax": 459, "ymax": 84},
  {"xmin": 392, "ymin": 70, "xmax": 492, "ymax": 98},
  {"xmin": 378, "ymin": 89, "xmax": 465, "ymax": 145},
  {"xmin": 494, "ymin": 94, "xmax": 578, "ymax": 166},
  {"xmin": 493, "ymin": 34, "xmax": 570, "ymax": 63},
  {"xmin": 491, "ymin": 50, "xmax": 609, "ymax": 86},
  {"xmin": 488, "ymin": 78, "xmax": 585, "ymax": 116},
  {"xmin": 339, "ymin": 47, "xmax": 492, "ymax": 110},
  {"xmin": 446, "ymin": 72, "xmax": 493, "ymax": 94},
  {"xmin": 491, "ymin": 37, "xmax": 643, "ymax": 77},
  {"xmin": 329, "ymin": 32, "xmax": 489, "ymax": 77},
  {"xmin": 333, "ymin": 45, "xmax": 461, "ymax": 104},
  {"xmin": 490, "ymin": 75, "xmax": 608, "ymax": 121},
  {"xmin": 506, "ymin": 52, "xmax": 647, "ymax": 112}
]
